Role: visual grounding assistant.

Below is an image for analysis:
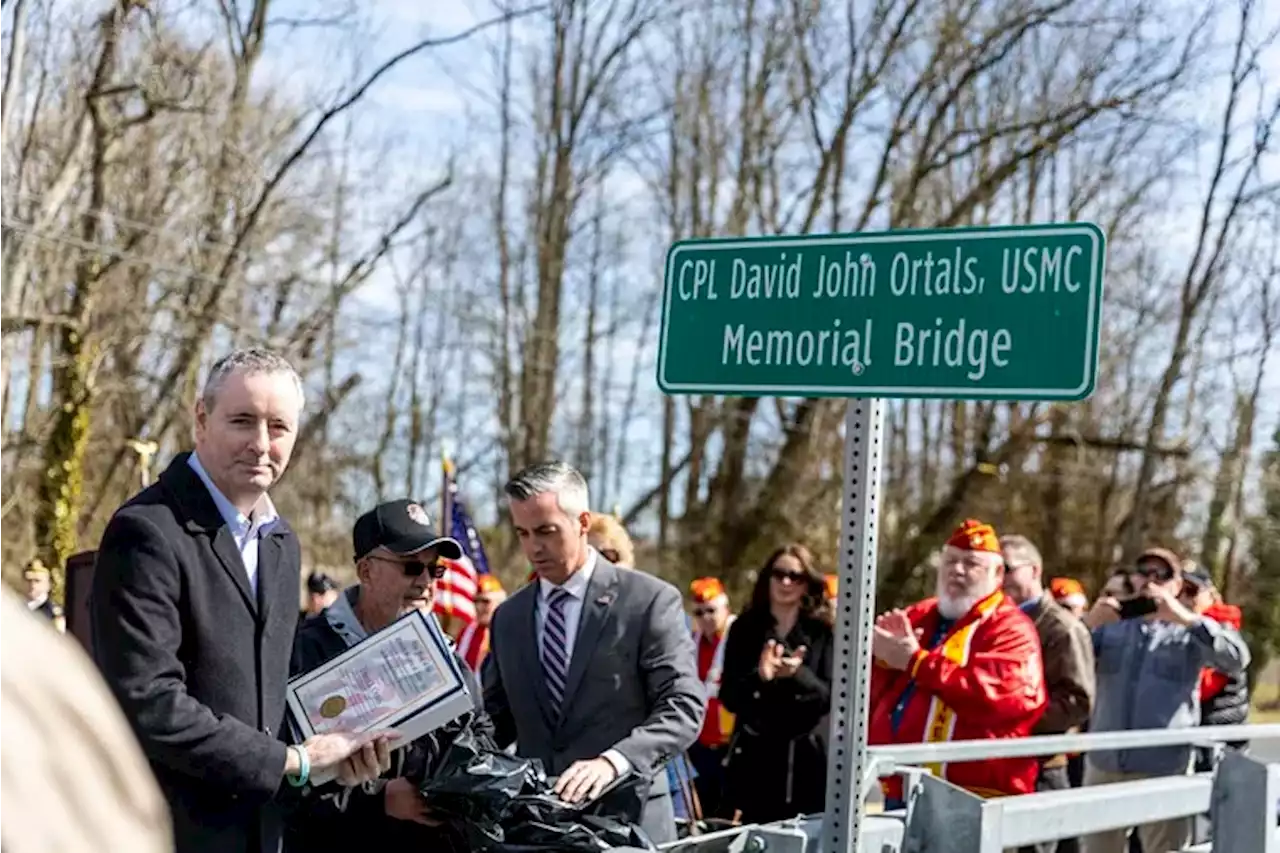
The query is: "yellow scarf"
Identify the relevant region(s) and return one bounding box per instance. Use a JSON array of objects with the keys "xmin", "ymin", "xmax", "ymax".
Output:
[{"xmin": 920, "ymin": 590, "xmax": 1004, "ymax": 782}]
